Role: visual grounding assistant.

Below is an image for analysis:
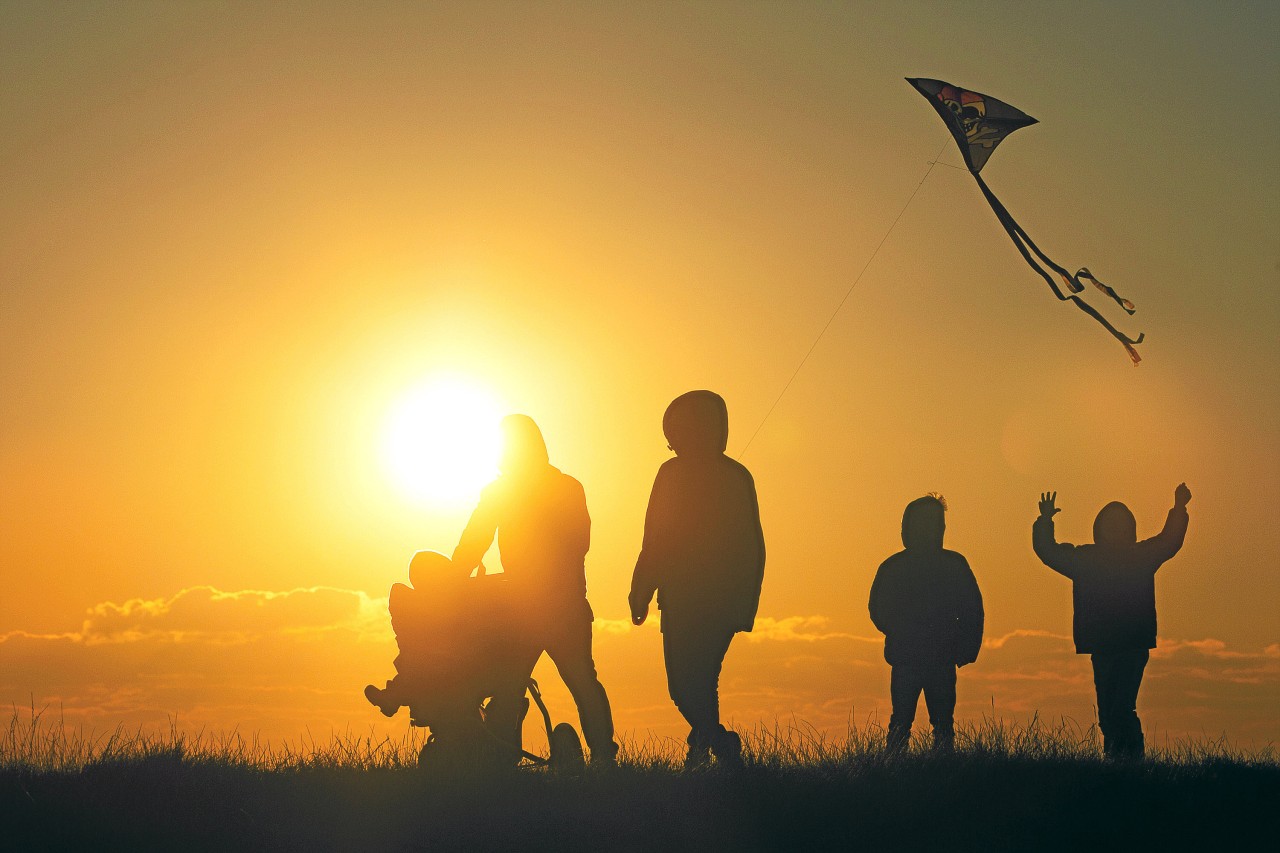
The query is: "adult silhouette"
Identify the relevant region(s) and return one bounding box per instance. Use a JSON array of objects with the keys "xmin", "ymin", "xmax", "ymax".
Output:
[
  {"xmin": 630, "ymin": 391, "xmax": 765, "ymax": 768},
  {"xmin": 1033, "ymin": 483, "xmax": 1191, "ymax": 759},
  {"xmin": 869, "ymin": 495, "xmax": 983, "ymax": 753},
  {"xmin": 452, "ymin": 415, "xmax": 618, "ymax": 764}
]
